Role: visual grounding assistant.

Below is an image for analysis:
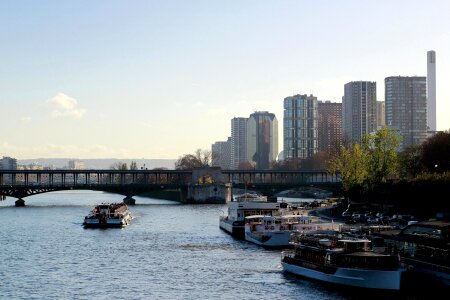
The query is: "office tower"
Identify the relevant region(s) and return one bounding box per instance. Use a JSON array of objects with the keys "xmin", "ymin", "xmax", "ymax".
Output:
[
  {"xmin": 376, "ymin": 101, "xmax": 386, "ymax": 129},
  {"xmin": 342, "ymin": 81, "xmax": 377, "ymax": 144},
  {"xmin": 427, "ymin": 50, "xmax": 436, "ymax": 131},
  {"xmin": 247, "ymin": 111, "xmax": 278, "ymax": 169},
  {"xmin": 385, "ymin": 76, "xmax": 427, "ymax": 148},
  {"xmin": 231, "ymin": 117, "xmax": 248, "ymax": 169},
  {"xmin": 318, "ymin": 100, "xmax": 342, "ymax": 156},
  {"xmin": 283, "ymin": 94, "xmax": 318, "ymax": 160},
  {"xmin": 68, "ymin": 160, "xmax": 85, "ymax": 170},
  {"xmin": 211, "ymin": 137, "xmax": 231, "ymax": 169}
]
